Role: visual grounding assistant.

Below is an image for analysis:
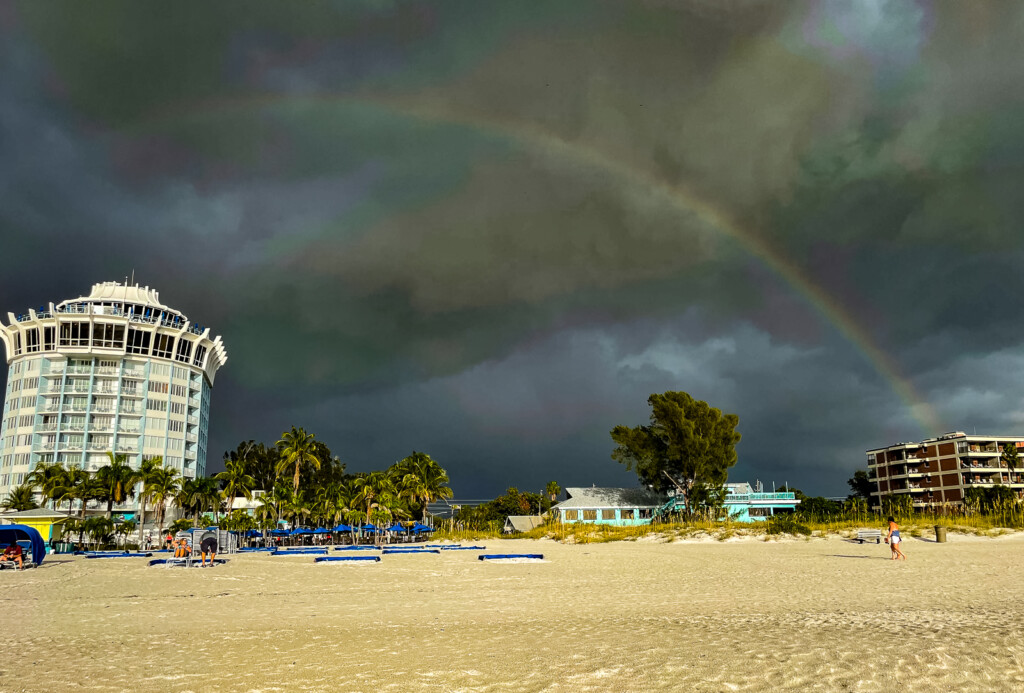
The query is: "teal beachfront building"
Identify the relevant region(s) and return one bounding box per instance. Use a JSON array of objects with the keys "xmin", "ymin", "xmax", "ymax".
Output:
[{"xmin": 657, "ymin": 482, "xmax": 800, "ymax": 522}]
